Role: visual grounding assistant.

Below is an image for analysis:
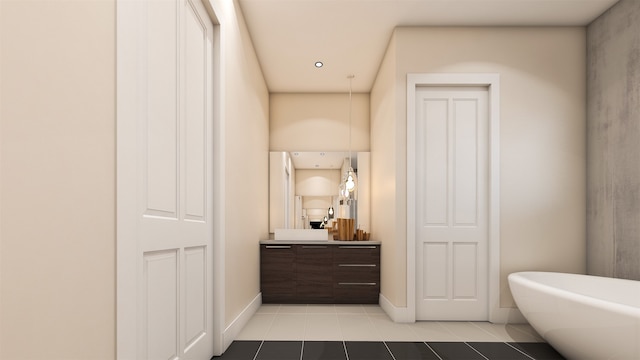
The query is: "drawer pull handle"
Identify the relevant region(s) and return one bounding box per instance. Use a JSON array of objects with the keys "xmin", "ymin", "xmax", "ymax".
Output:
[
  {"xmin": 338, "ymin": 282, "xmax": 377, "ymax": 286},
  {"xmin": 338, "ymin": 264, "xmax": 376, "ymax": 267},
  {"xmin": 338, "ymin": 246, "xmax": 378, "ymax": 249},
  {"xmin": 264, "ymin": 245, "xmax": 292, "ymax": 249},
  {"xmin": 302, "ymin": 246, "xmax": 328, "ymax": 249}
]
